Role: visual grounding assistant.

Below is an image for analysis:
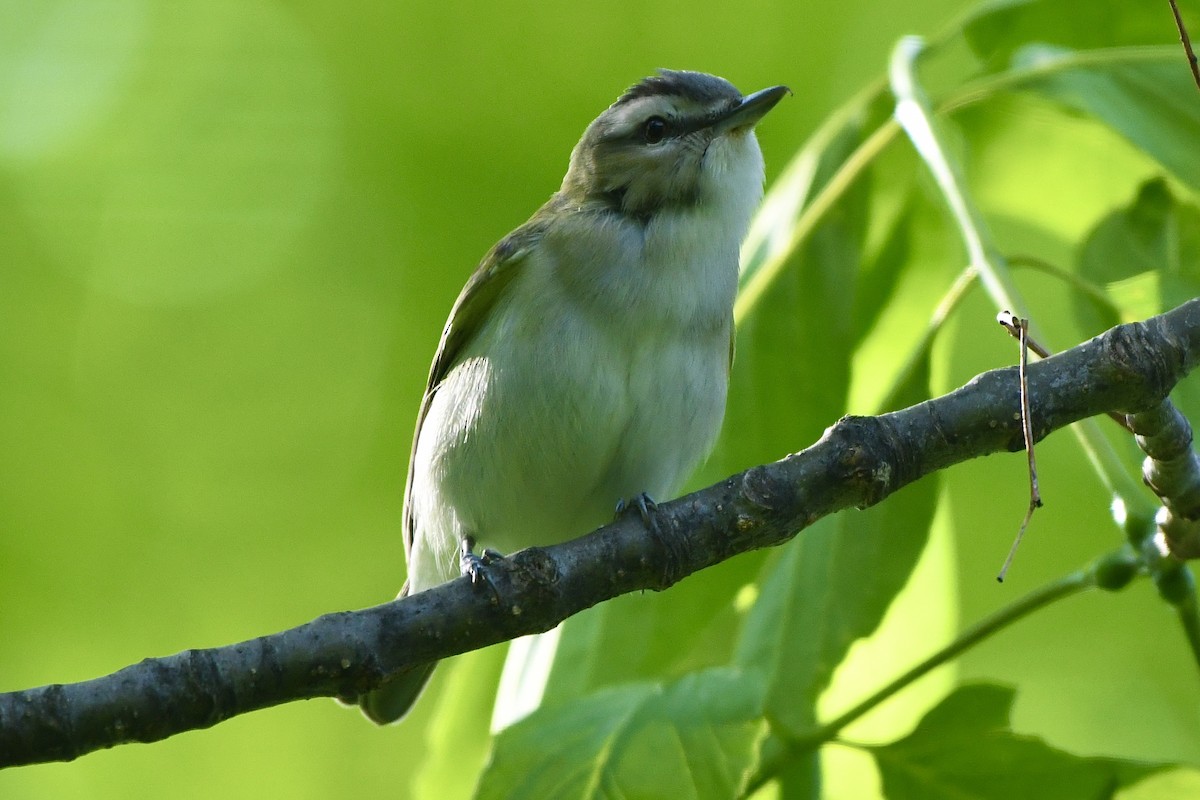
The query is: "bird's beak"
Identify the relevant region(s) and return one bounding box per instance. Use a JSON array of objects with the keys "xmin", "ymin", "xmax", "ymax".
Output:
[{"xmin": 712, "ymin": 85, "xmax": 791, "ymax": 135}]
